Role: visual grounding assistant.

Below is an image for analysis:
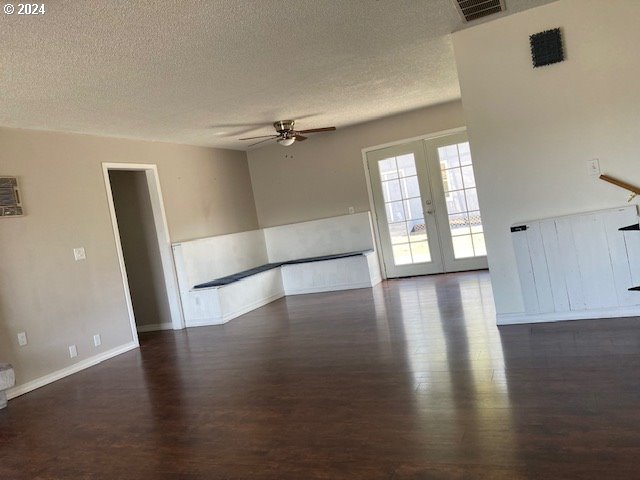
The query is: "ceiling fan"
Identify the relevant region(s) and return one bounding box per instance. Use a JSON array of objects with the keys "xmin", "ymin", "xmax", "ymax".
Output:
[{"xmin": 239, "ymin": 120, "xmax": 336, "ymax": 147}]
